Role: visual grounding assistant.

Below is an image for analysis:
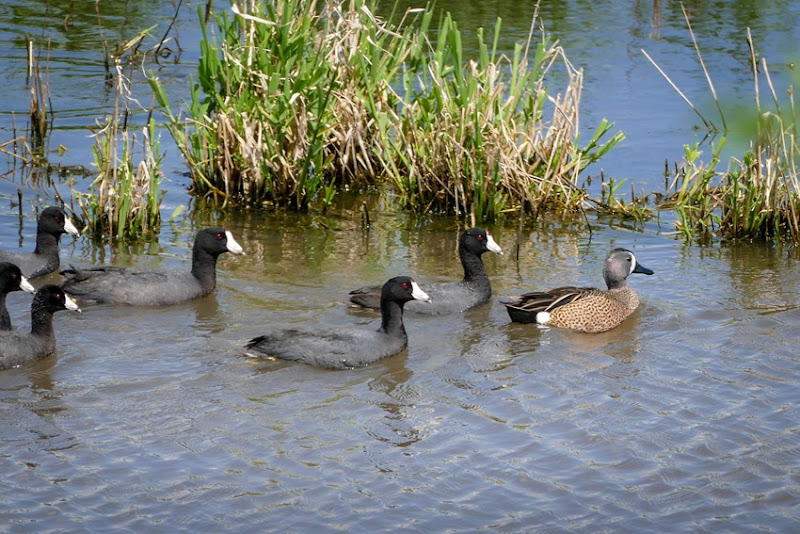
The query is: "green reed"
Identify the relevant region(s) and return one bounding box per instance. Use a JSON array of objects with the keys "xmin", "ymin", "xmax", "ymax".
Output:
[
  {"xmin": 394, "ymin": 13, "xmax": 623, "ymax": 222},
  {"xmin": 652, "ymin": 22, "xmax": 800, "ymax": 243},
  {"xmin": 151, "ymin": 0, "xmax": 622, "ymax": 221},
  {"xmin": 74, "ymin": 62, "xmax": 166, "ymax": 241},
  {"xmin": 152, "ymin": 0, "xmax": 424, "ymax": 210}
]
